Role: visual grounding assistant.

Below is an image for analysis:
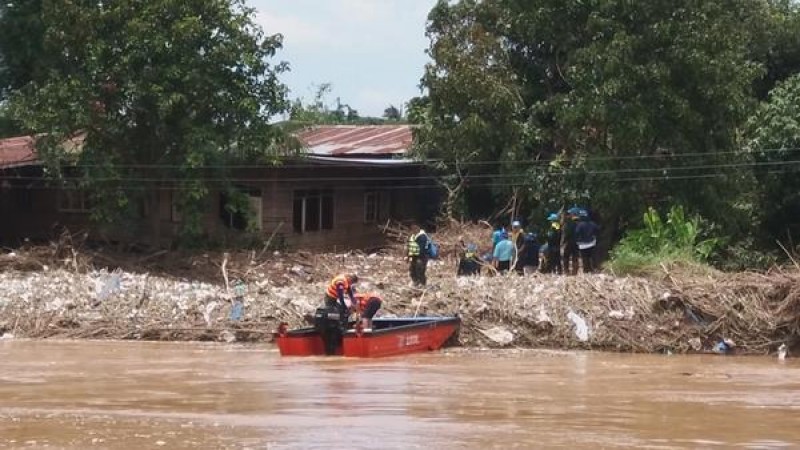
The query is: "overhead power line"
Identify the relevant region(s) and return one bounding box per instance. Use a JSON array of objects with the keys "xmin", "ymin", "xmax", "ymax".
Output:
[
  {"xmin": 2, "ymin": 166, "xmax": 798, "ymax": 192},
  {"xmin": 2, "ymin": 158, "xmax": 800, "ymax": 184},
  {"xmin": 6, "ymin": 145, "xmax": 800, "ymax": 170}
]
